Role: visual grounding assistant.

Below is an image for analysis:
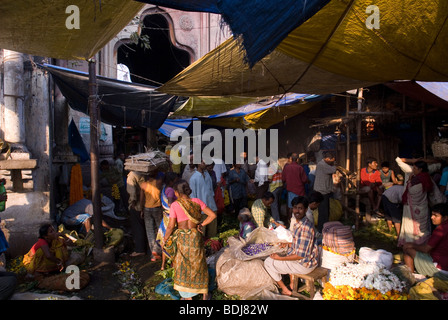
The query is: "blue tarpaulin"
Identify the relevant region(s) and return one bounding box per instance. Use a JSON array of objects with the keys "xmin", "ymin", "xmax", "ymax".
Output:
[
  {"xmin": 158, "ymin": 118, "xmax": 193, "ymax": 137},
  {"xmin": 204, "ymin": 93, "xmax": 323, "ymax": 120},
  {"xmin": 161, "ymin": 93, "xmax": 327, "ymax": 135},
  {"xmin": 43, "ymin": 64, "xmax": 183, "ymax": 129},
  {"xmin": 68, "ymin": 119, "xmax": 90, "ymax": 163},
  {"xmin": 136, "ymin": 0, "xmax": 330, "ymax": 66},
  {"xmin": 217, "ymin": 0, "xmax": 331, "ymax": 67}
]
